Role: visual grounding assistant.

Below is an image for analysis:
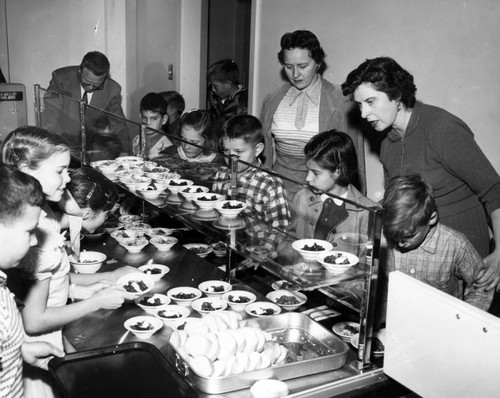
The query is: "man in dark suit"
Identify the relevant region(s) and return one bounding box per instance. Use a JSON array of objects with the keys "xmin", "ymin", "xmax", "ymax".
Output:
[{"xmin": 42, "ymin": 51, "xmax": 128, "ymax": 160}]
